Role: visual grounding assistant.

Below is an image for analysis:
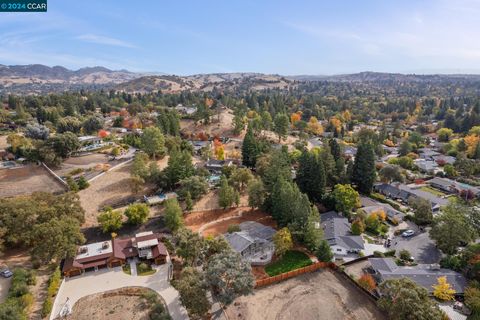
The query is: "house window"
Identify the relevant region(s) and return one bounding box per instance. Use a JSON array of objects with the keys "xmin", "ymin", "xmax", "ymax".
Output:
[{"xmin": 336, "ymin": 249, "xmax": 342, "ymax": 252}]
